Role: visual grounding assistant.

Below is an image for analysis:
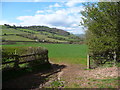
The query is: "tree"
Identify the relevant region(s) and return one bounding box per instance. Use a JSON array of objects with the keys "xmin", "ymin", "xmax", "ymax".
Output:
[
  {"xmin": 81, "ymin": 2, "xmax": 120, "ymax": 66},
  {"xmin": 13, "ymin": 25, "xmax": 16, "ymax": 29}
]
